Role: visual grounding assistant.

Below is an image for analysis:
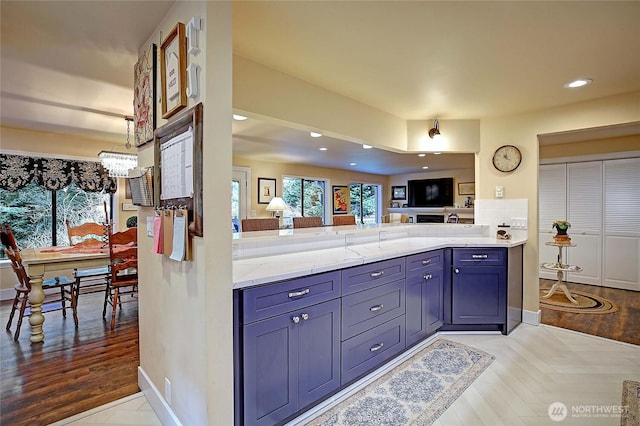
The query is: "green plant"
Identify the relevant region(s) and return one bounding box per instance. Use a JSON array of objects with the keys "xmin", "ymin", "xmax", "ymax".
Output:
[
  {"xmin": 126, "ymin": 216, "xmax": 138, "ymax": 228},
  {"xmin": 552, "ymin": 220, "xmax": 570, "ymax": 232}
]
